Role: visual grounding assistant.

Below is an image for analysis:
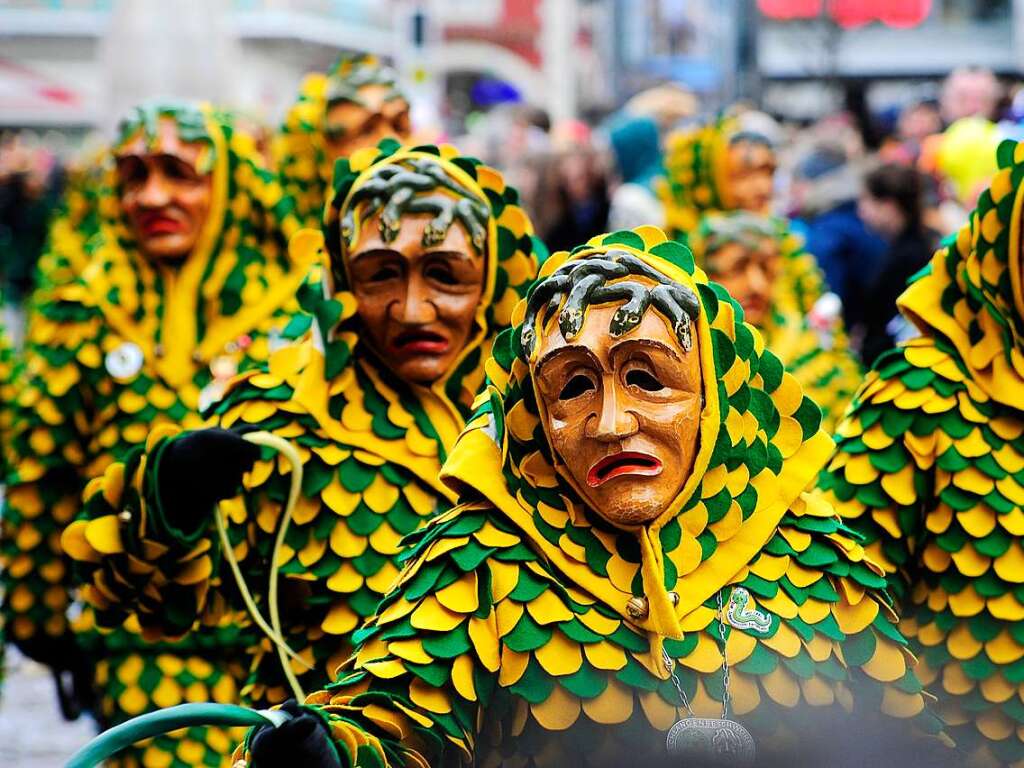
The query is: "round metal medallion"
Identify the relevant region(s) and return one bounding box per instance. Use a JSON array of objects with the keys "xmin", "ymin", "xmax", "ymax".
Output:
[
  {"xmin": 666, "ymin": 717, "xmax": 755, "ymax": 767},
  {"xmin": 104, "ymin": 342, "xmax": 144, "ymax": 380}
]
